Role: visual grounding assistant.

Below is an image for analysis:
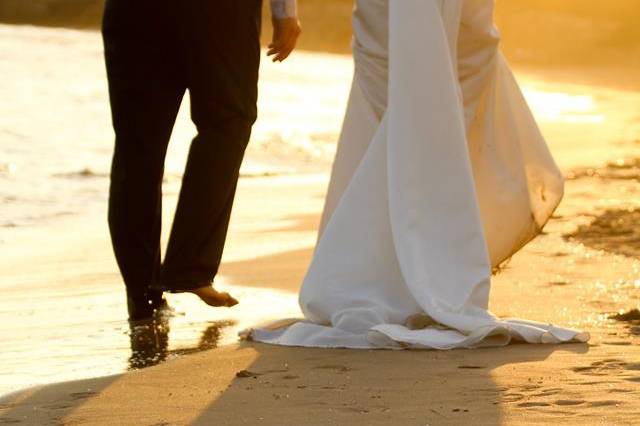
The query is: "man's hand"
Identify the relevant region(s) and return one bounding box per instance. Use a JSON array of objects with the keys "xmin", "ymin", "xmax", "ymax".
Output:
[{"xmin": 267, "ymin": 18, "xmax": 301, "ymax": 62}]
